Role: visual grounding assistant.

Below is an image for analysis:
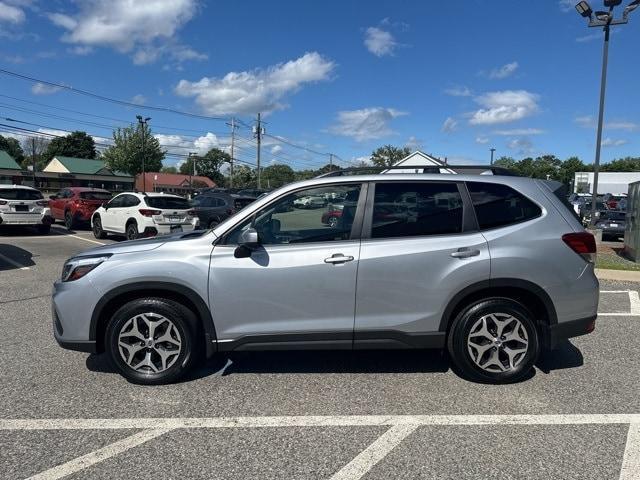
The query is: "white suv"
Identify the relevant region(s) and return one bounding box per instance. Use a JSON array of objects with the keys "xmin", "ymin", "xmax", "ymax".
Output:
[
  {"xmin": 0, "ymin": 184, "xmax": 53, "ymax": 234},
  {"xmin": 91, "ymin": 192, "xmax": 199, "ymax": 240}
]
